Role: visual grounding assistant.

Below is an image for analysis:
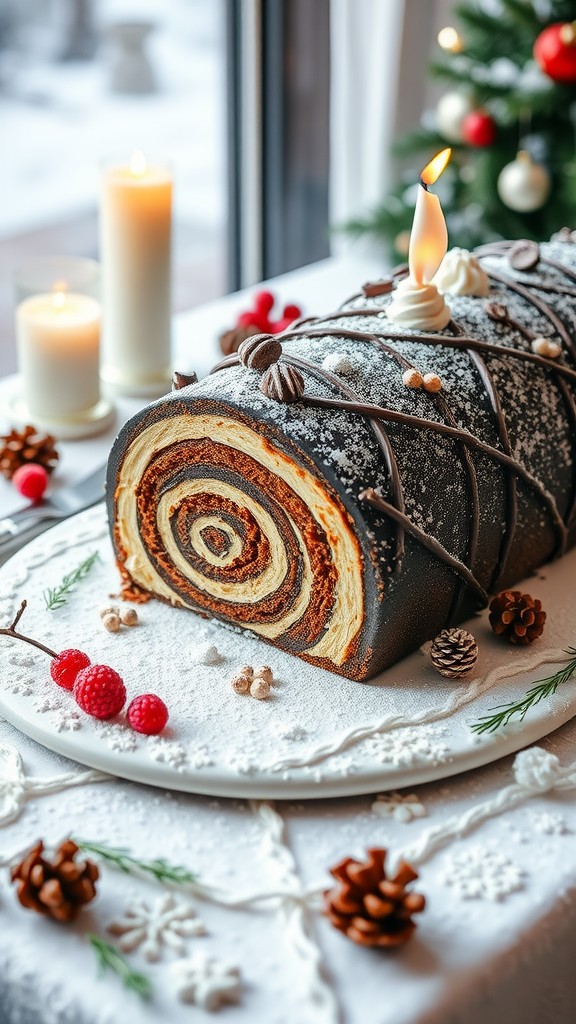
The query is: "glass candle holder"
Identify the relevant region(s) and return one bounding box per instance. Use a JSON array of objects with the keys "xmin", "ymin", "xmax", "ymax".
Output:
[
  {"xmin": 13, "ymin": 257, "xmax": 114, "ymax": 438},
  {"xmin": 100, "ymin": 152, "xmax": 173, "ymax": 396}
]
